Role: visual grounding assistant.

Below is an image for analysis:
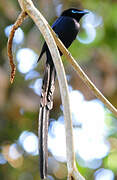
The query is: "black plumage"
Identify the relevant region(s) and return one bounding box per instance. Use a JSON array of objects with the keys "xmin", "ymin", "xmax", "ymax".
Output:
[{"xmin": 38, "ymin": 8, "xmax": 88, "ymax": 179}]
